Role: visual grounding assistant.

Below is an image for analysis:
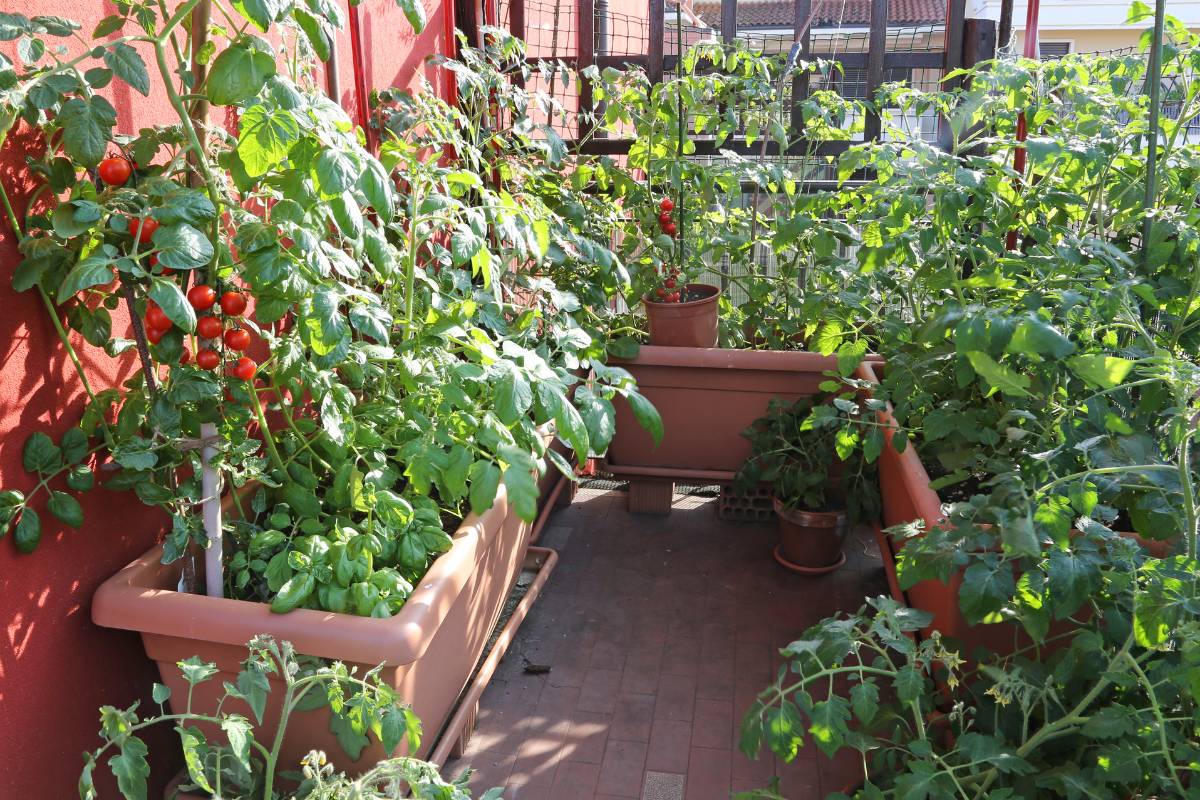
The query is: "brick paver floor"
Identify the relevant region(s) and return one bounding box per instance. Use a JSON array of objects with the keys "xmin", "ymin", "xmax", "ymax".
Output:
[{"xmin": 443, "ymin": 485, "xmax": 890, "ymax": 800}]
